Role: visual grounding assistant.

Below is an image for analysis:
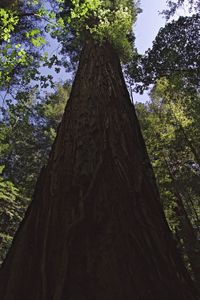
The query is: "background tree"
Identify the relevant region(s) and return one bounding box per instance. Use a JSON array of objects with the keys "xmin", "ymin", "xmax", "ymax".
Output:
[
  {"xmin": 126, "ymin": 4, "xmax": 200, "ymax": 285},
  {"xmin": 135, "ymin": 76, "xmax": 200, "ymax": 284},
  {"xmin": 163, "ymin": 0, "xmax": 200, "ymax": 19},
  {"xmin": 127, "ymin": 13, "xmax": 200, "ymax": 95},
  {"xmin": 0, "ymin": 83, "xmax": 70, "ymax": 263},
  {"xmin": 0, "ymin": 166, "xmax": 22, "ymax": 265}
]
